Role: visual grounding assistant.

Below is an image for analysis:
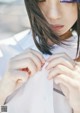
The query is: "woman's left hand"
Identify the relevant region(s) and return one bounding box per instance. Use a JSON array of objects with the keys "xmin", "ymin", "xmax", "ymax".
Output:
[{"xmin": 46, "ymin": 53, "xmax": 80, "ymax": 112}]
